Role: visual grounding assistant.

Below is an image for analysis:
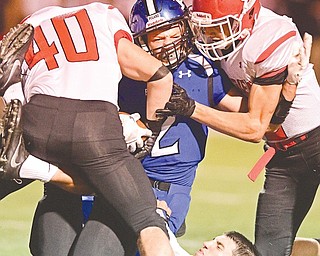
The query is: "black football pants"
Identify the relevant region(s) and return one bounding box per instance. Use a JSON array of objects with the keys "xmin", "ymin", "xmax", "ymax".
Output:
[{"xmin": 21, "ymin": 94, "xmax": 167, "ymax": 238}]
